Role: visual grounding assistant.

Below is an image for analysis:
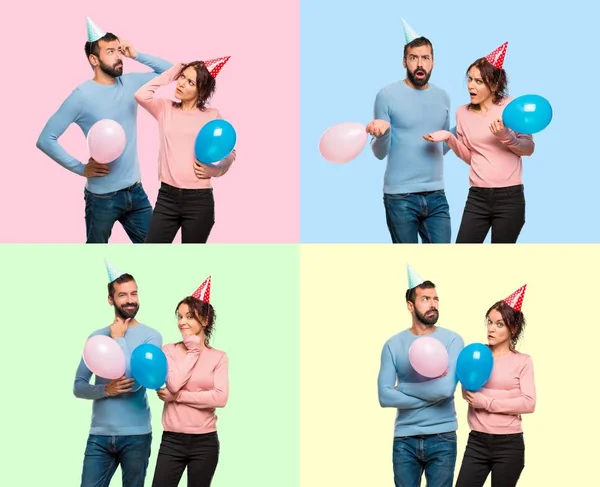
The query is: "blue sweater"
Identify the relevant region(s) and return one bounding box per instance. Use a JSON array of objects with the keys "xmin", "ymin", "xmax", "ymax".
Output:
[
  {"xmin": 378, "ymin": 327, "xmax": 464, "ymax": 437},
  {"xmin": 36, "ymin": 53, "xmax": 172, "ymax": 195},
  {"xmin": 73, "ymin": 323, "xmax": 163, "ymax": 436},
  {"xmin": 371, "ymin": 81, "xmax": 452, "ymax": 195}
]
